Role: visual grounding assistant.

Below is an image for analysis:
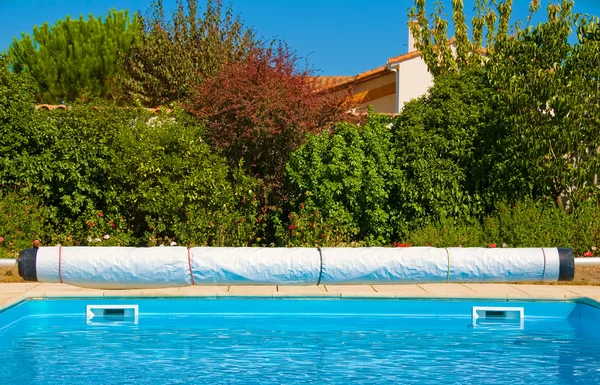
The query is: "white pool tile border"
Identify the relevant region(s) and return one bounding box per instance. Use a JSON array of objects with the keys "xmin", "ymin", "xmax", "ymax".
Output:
[{"xmin": 1, "ymin": 283, "xmax": 600, "ymax": 310}]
